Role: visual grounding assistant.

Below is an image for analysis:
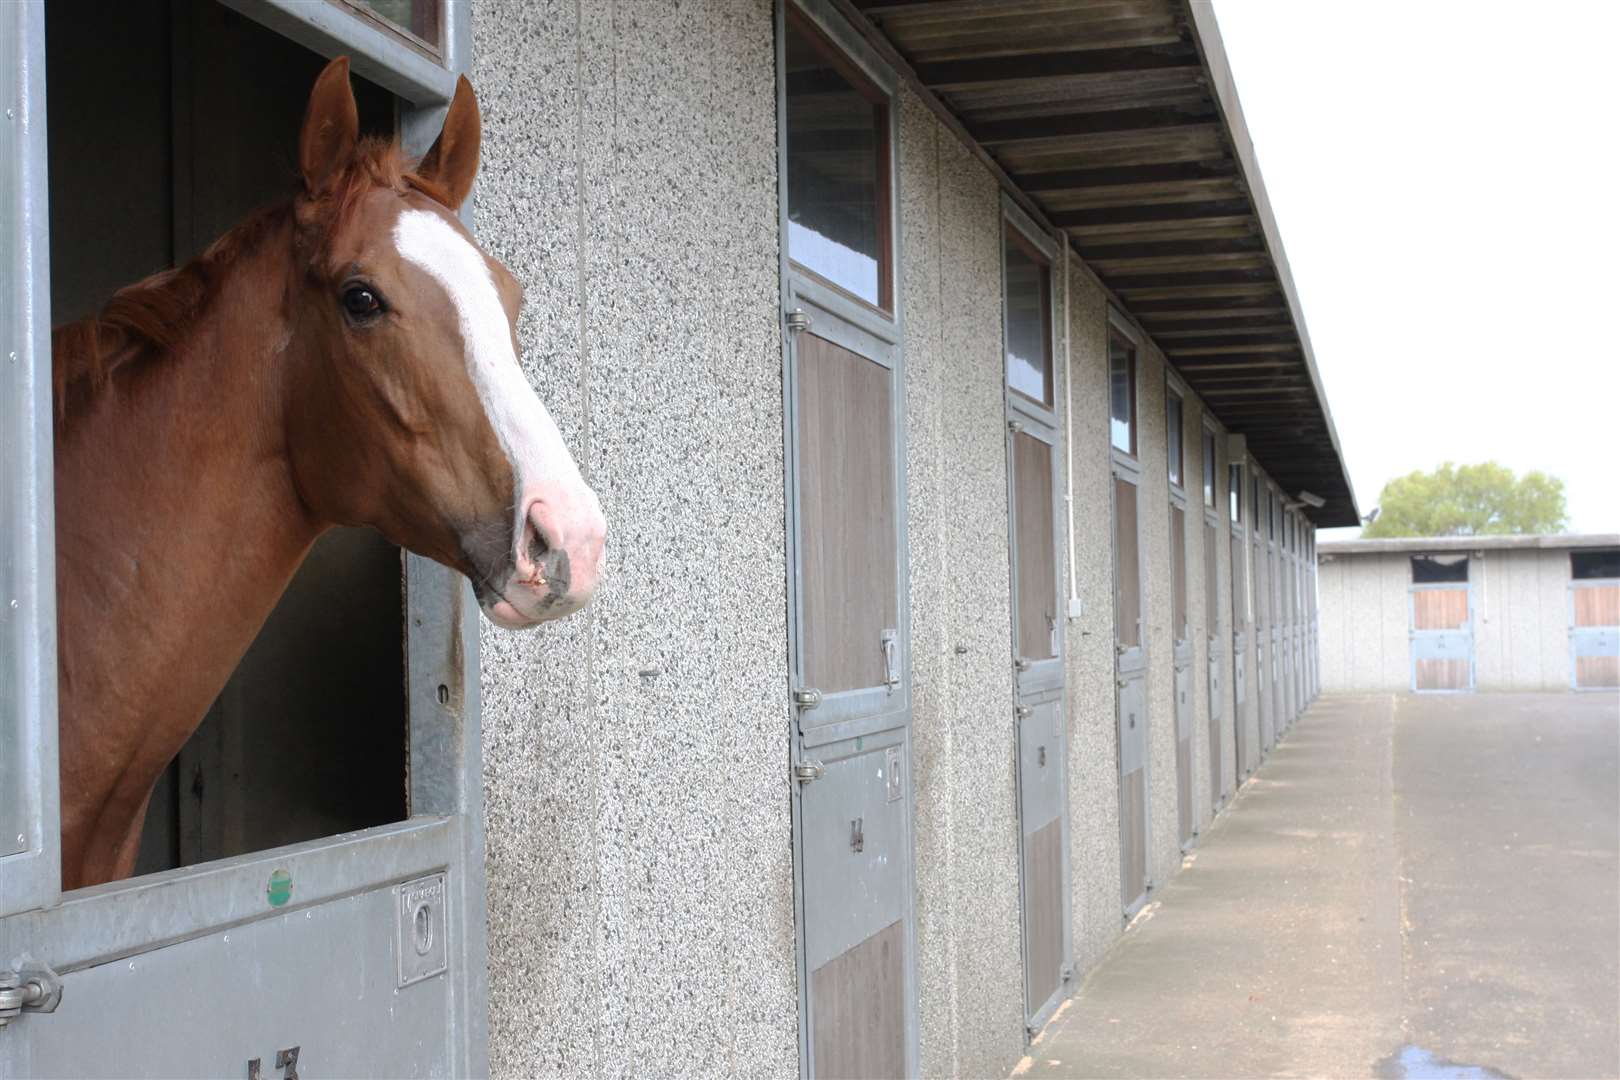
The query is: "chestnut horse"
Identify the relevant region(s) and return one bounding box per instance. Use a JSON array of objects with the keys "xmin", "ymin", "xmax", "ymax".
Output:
[{"xmin": 51, "ymin": 59, "xmax": 604, "ymax": 889}]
